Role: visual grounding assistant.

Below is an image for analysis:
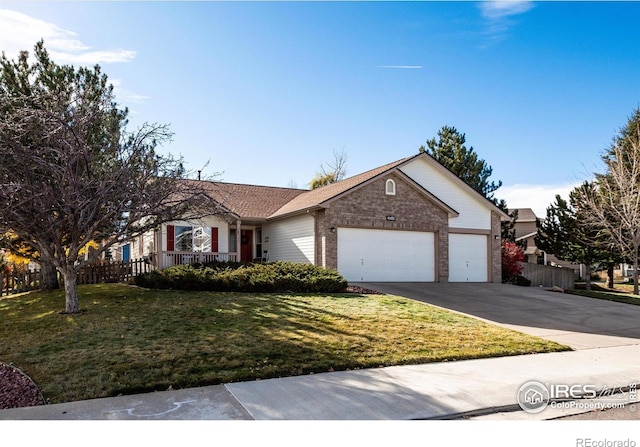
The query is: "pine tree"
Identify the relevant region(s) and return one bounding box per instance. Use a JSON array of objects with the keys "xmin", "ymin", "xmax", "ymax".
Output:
[
  {"xmin": 536, "ymin": 184, "xmax": 616, "ymax": 290},
  {"xmin": 420, "ymin": 125, "xmax": 501, "ymax": 201},
  {"xmin": 420, "ymin": 125, "xmax": 515, "ymax": 239}
]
